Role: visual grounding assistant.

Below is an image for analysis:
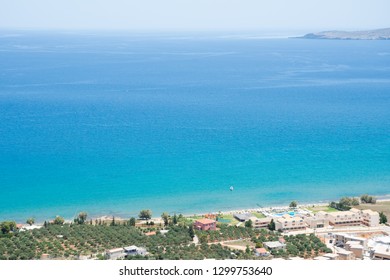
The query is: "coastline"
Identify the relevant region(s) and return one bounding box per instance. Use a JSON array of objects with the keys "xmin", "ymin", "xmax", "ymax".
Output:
[
  {"xmin": 17, "ymin": 194, "xmax": 390, "ymax": 226},
  {"xmin": 184, "ymin": 197, "xmax": 390, "ymax": 219}
]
